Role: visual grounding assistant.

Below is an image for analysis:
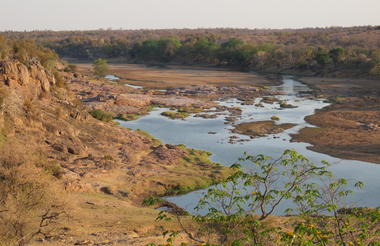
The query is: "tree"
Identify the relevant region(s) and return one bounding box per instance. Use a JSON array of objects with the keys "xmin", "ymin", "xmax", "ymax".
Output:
[
  {"xmin": 221, "ymin": 38, "xmax": 244, "ymax": 50},
  {"xmin": 189, "ymin": 37, "xmax": 220, "ymax": 64},
  {"xmin": 157, "ymin": 38, "xmax": 181, "ymax": 62},
  {"xmin": 329, "ymin": 47, "xmax": 345, "ymax": 64},
  {"xmin": 151, "ymin": 150, "xmax": 378, "ymax": 246},
  {"xmin": 315, "ymin": 47, "xmax": 332, "ymax": 66},
  {"xmin": 92, "ymin": 58, "xmax": 109, "ymax": 77},
  {"xmin": 252, "ymin": 50, "xmax": 268, "ymax": 72}
]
